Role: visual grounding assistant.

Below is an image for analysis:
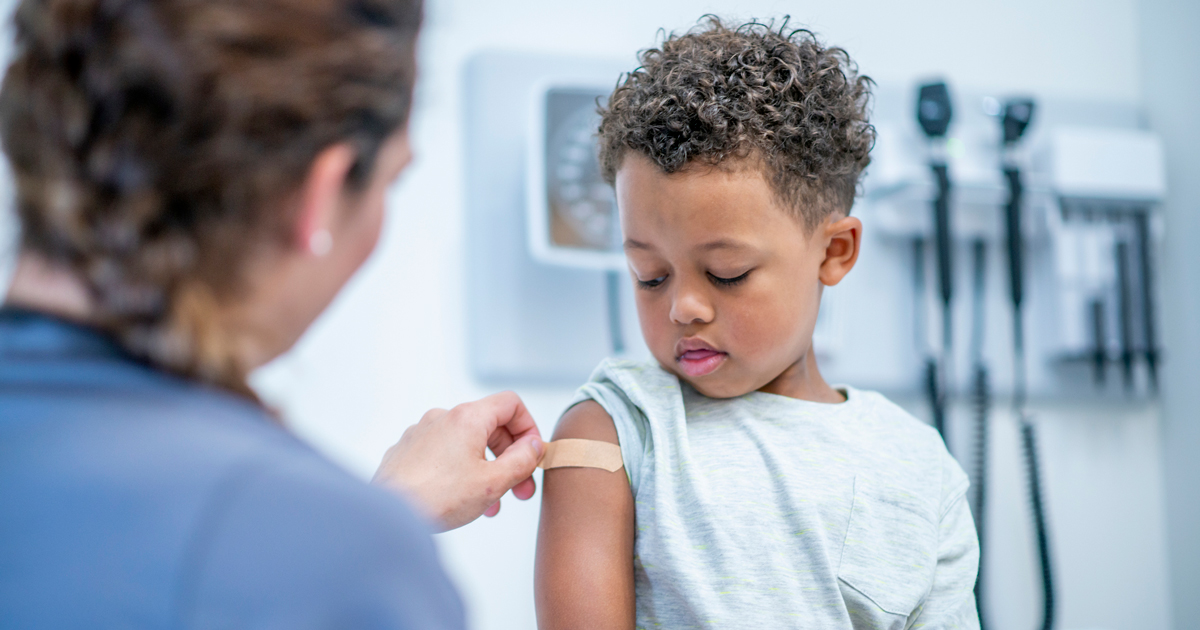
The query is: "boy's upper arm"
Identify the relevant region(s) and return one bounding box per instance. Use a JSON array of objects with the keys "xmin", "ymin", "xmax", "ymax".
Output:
[{"xmin": 535, "ymin": 400, "xmax": 636, "ymax": 630}]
